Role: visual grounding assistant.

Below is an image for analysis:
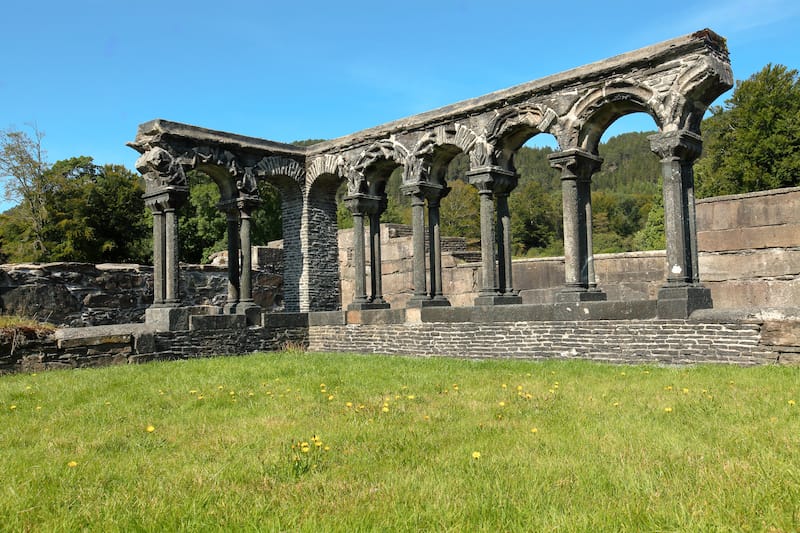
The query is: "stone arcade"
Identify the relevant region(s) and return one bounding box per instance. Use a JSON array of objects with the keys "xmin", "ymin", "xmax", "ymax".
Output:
[{"xmin": 129, "ymin": 30, "xmax": 732, "ymax": 331}]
